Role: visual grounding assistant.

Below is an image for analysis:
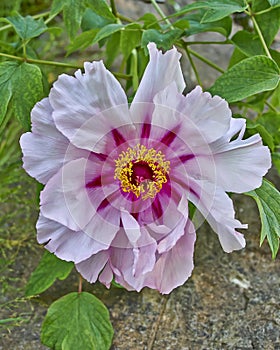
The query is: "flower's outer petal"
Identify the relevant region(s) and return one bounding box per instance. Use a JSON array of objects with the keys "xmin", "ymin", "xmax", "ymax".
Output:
[
  {"xmin": 49, "ymin": 61, "xmax": 133, "ymax": 153},
  {"xmin": 99, "ymin": 262, "xmax": 114, "ymax": 288},
  {"xmin": 20, "ymin": 98, "xmax": 89, "ymax": 184},
  {"xmin": 209, "ymin": 134, "xmax": 271, "ymax": 193},
  {"xmin": 130, "ymin": 42, "xmax": 185, "ymax": 123},
  {"xmin": 40, "ymin": 158, "xmax": 99, "ymax": 231},
  {"xmin": 75, "ymin": 250, "xmax": 110, "ymax": 283},
  {"xmin": 37, "ymin": 215, "xmax": 107, "ymax": 263},
  {"xmin": 186, "ymin": 178, "xmax": 246, "ymax": 252},
  {"xmin": 145, "ymin": 220, "xmax": 196, "ymax": 294},
  {"xmin": 152, "ymin": 84, "xmax": 231, "ymax": 144}
]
